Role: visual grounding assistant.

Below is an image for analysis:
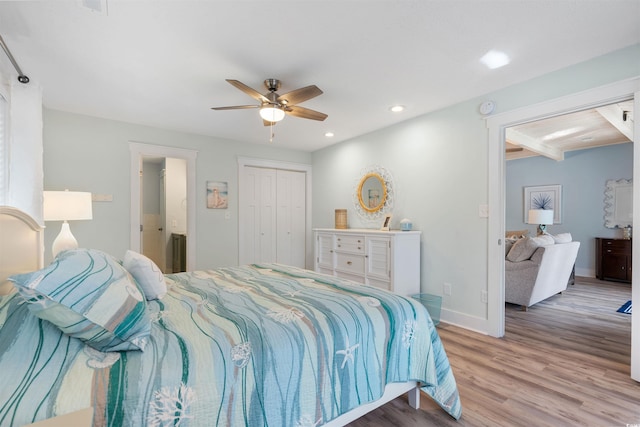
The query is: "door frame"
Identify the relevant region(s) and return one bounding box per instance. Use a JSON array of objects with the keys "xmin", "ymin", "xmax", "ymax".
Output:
[
  {"xmin": 130, "ymin": 142, "xmax": 198, "ymax": 271},
  {"xmin": 486, "ymin": 77, "xmax": 639, "ymax": 381},
  {"xmin": 237, "ymin": 156, "xmax": 313, "ymax": 268}
]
